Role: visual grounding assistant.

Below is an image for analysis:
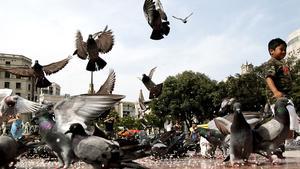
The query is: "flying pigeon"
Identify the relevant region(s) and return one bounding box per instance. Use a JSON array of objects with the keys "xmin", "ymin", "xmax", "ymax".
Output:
[
  {"xmin": 139, "ymin": 67, "xmax": 163, "ymax": 99},
  {"xmin": 65, "ymin": 123, "xmax": 148, "ymax": 169},
  {"xmin": 73, "ymin": 25, "xmax": 114, "ymax": 71},
  {"xmin": 0, "ymin": 95, "xmax": 42, "ymax": 119},
  {"xmin": 225, "ymin": 102, "xmax": 253, "ymax": 165},
  {"xmin": 172, "ymin": 12, "xmax": 193, "ymax": 23},
  {"xmin": 0, "ymin": 56, "xmax": 72, "ymax": 88},
  {"xmin": 143, "ymin": 0, "xmax": 170, "ymax": 40}
]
